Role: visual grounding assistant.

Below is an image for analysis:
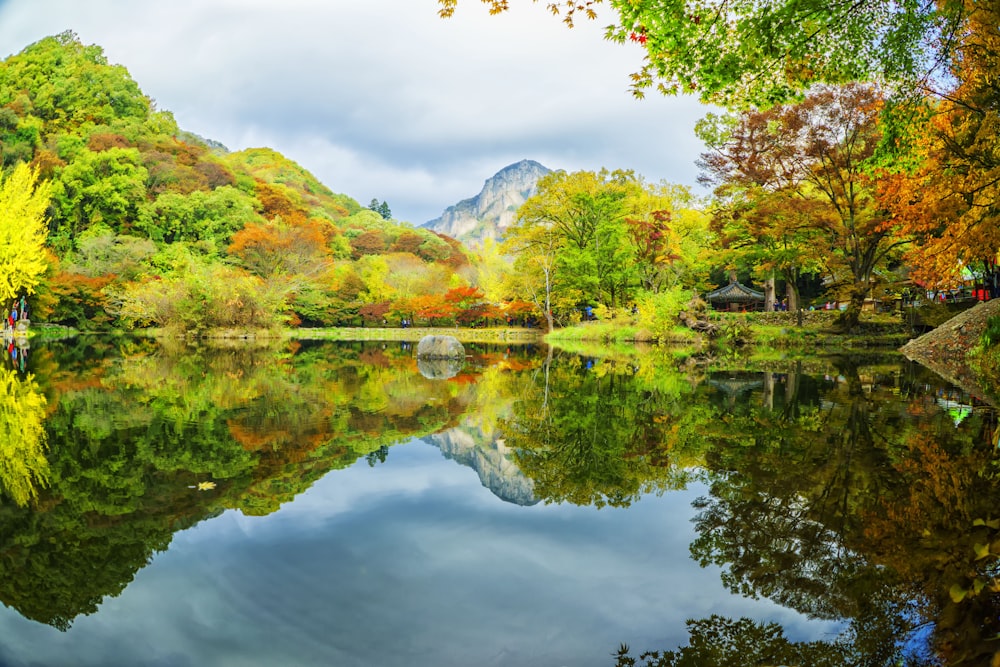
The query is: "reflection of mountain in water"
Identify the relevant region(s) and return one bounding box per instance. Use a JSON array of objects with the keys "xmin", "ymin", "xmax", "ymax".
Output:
[{"xmin": 423, "ymin": 428, "xmax": 537, "ymax": 506}]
